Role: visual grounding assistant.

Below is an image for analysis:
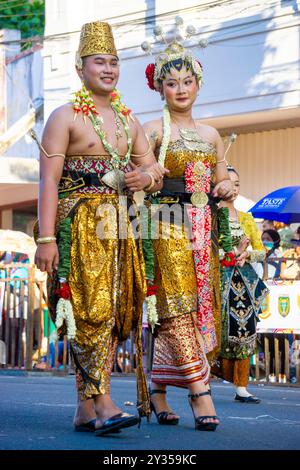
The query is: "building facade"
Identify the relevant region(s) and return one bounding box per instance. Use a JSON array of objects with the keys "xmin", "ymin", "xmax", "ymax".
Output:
[
  {"xmin": 0, "ymin": 28, "xmax": 43, "ymax": 233},
  {"xmin": 43, "ymin": 0, "xmax": 300, "ymax": 202},
  {"xmin": 1, "ymin": 0, "xmax": 298, "ymax": 232}
]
